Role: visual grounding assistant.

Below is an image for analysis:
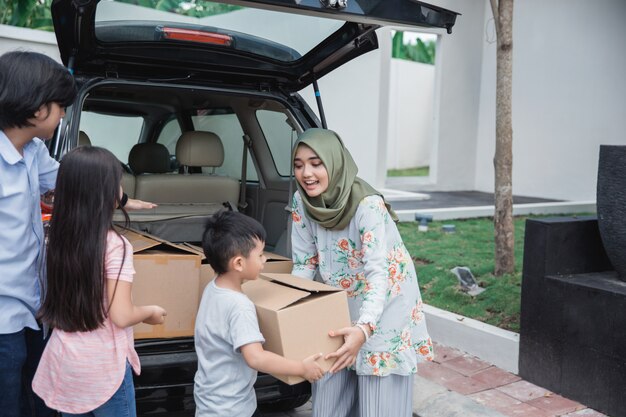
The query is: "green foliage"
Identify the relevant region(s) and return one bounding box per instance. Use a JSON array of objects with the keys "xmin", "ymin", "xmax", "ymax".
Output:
[
  {"xmin": 391, "ymin": 31, "xmax": 436, "ymax": 65},
  {"xmin": 0, "ymin": 0, "xmax": 241, "ymax": 31},
  {"xmin": 1, "ymin": 0, "xmax": 54, "ymax": 31},
  {"xmin": 117, "ymin": 0, "xmax": 242, "ymax": 18},
  {"xmin": 398, "ymin": 216, "xmax": 528, "ymax": 332}
]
